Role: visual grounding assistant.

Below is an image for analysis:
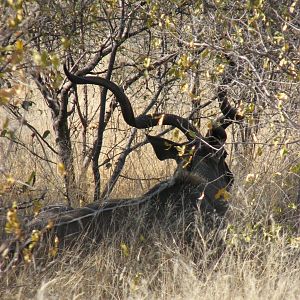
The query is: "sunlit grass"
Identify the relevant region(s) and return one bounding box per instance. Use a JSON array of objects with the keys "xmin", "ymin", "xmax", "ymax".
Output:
[{"xmin": 1, "ymin": 106, "xmax": 300, "ymax": 299}]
